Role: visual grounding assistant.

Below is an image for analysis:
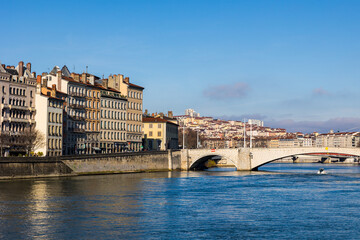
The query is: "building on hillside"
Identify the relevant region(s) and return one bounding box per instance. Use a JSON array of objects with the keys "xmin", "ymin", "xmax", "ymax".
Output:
[
  {"xmin": 97, "ymin": 80, "xmax": 128, "ymax": 153},
  {"xmin": 202, "ymin": 138, "xmax": 226, "ymax": 149},
  {"xmin": 108, "ymin": 74, "xmax": 144, "ymax": 151},
  {"xmin": 35, "ymin": 81, "xmax": 65, "ymax": 156},
  {"xmin": 185, "ymin": 108, "xmax": 200, "ymax": 117},
  {"xmin": 0, "ymin": 61, "xmax": 37, "ymax": 156},
  {"xmin": 315, "ymin": 132, "xmax": 360, "ymax": 148},
  {"xmin": 142, "ymin": 116, "xmax": 179, "ymax": 150},
  {"xmin": 248, "ymin": 119, "xmax": 264, "ymax": 127}
]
